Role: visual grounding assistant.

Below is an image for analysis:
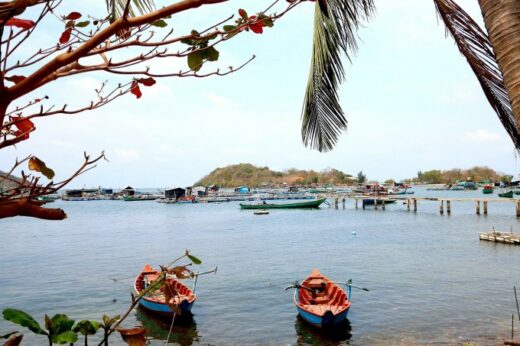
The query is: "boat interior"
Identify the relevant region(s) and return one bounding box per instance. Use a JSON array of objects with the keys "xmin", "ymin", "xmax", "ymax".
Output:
[
  {"xmin": 298, "ymin": 274, "xmax": 350, "ymax": 315},
  {"xmin": 136, "ymin": 265, "xmax": 195, "ymax": 303}
]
